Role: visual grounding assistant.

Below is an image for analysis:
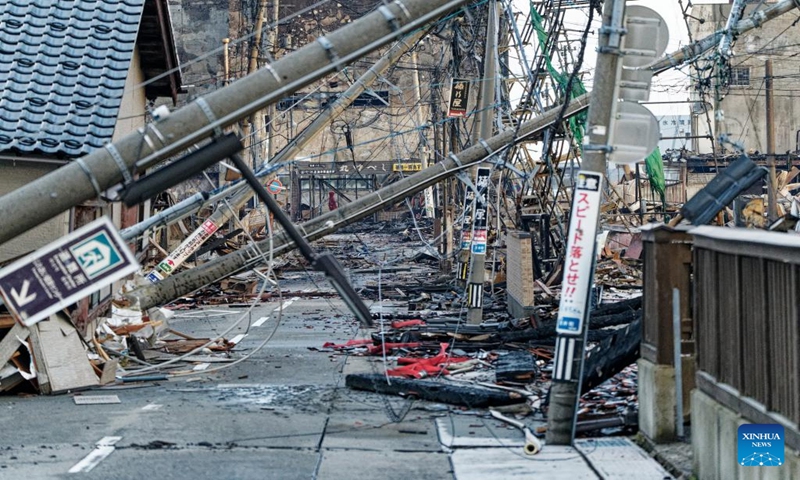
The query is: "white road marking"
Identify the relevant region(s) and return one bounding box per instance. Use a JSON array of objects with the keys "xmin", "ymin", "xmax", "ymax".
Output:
[
  {"xmin": 192, "ymin": 363, "xmax": 211, "ymax": 371},
  {"xmin": 273, "ymin": 300, "xmax": 294, "ymax": 312},
  {"xmin": 141, "ymin": 404, "xmax": 163, "ymax": 411},
  {"xmin": 252, "ymin": 316, "xmax": 270, "ymax": 327},
  {"xmin": 230, "ymin": 334, "xmax": 248, "ymax": 345},
  {"xmin": 68, "ymin": 436, "xmax": 122, "ymax": 473}
]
